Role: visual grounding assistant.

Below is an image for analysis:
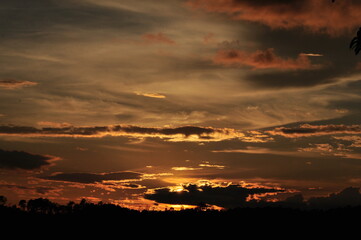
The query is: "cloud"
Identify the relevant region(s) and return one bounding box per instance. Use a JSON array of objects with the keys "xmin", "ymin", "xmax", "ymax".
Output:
[
  {"xmin": 142, "ymin": 32, "xmax": 176, "ymax": 45},
  {"xmin": 245, "ymin": 68, "xmax": 338, "ymax": 89},
  {"xmin": 0, "ymin": 0, "xmax": 159, "ymax": 38},
  {"xmin": 298, "ymin": 142, "xmax": 361, "ymax": 160},
  {"xmin": 0, "ymin": 124, "xmax": 266, "ymax": 142},
  {"xmin": 171, "ymin": 162, "xmax": 225, "ymax": 171},
  {"xmin": 0, "ymin": 183, "xmax": 61, "ymax": 195},
  {"xmin": 0, "ymin": 79, "xmax": 37, "ymax": 89},
  {"xmin": 42, "ymin": 171, "xmax": 142, "ymax": 184},
  {"xmin": 144, "ymin": 183, "xmax": 284, "ymax": 209},
  {"xmin": 298, "ymin": 143, "xmax": 358, "ymax": 158},
  {"xmin": 171, "ymin": 167, "xmax": 202, "ymax": 171},
  {"xmin": 212, "ymin": 146, "xmax": 300, "ymax": 157},
  {"xmin": 268, "ymin": 124, "xmax": 361, "ymax": 138},
  {"xmin": 308, "ymin": 187, "xmax": 361, "ymax": 209},
  {"xmin": 186, "ymin": 0, "xmax": 361, "ymax": 35},
  {"xmin": 334, "ymin": 136, "xmax": 361, "ymax": 148},
  {"xmin": 301, "ymin": 53, "xmax": 323, "ymax": 57},
  {"xmin": 37, "ymin": 121, "xmax": 73, "ymax": 128},
  {"xmin": 0, "ymin": 149, "xmax": 59, "ymax": 170},
  {"xmin": 213, "ymin": 48, "xmax": 317, "ymax": 70},
  {"xmin": 134, "ymin": 91, "xmax": 166, "ymax": 99},
  {"xmin": 198, "ymin": 163, "xmax": 225, "ymax": 169}
]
